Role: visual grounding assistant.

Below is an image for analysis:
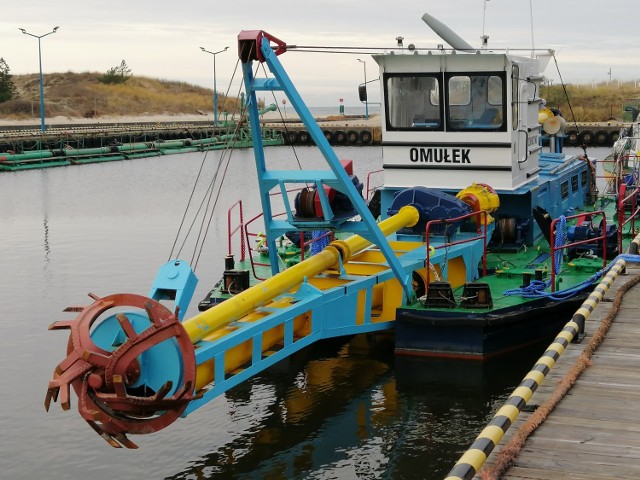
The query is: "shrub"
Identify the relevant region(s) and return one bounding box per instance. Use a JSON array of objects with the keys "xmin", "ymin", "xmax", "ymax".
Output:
[
  {"xmin": 98, "ymin": 60, "xmax": 133, "ymax": 85},
  {"xmin": 0, "ymin": 57, "xmax": 16, "ymax": 102}
]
